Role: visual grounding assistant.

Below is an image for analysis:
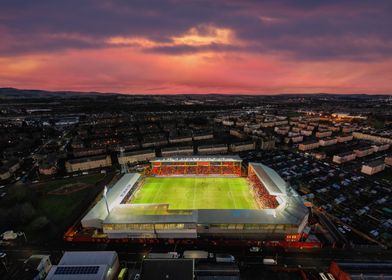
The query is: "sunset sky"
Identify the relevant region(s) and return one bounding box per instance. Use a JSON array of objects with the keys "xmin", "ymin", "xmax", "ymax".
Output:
[{"xmin": 1, "ymin": 0, "xmax": 391, "ymax": 94}]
